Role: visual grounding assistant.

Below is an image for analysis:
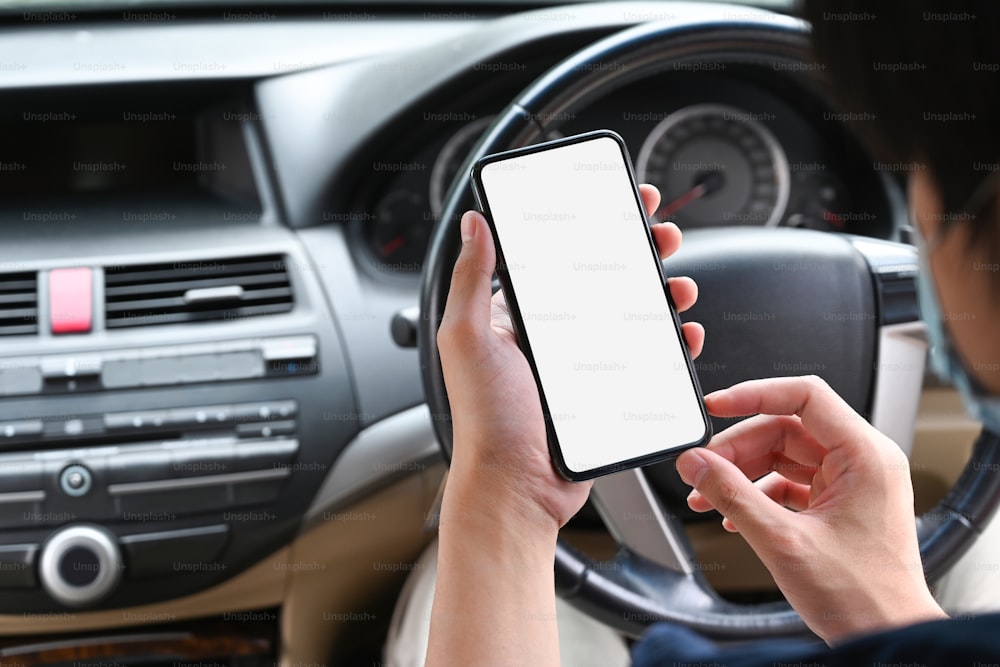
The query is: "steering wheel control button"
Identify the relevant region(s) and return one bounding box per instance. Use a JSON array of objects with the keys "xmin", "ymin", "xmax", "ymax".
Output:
[
  {"xmin": 49, "ymin": 267, "xmax": 93, "ymax": 334},
  {"xmin": 0, "ymin": 544, "xmax": 39, "ymax": 588},
  {"xmin": 40, "ymin": 525, "xmax": 123, "ymax": 607},
  {"xmin": 59, "ymin": 464, "xmax": 93, "ymax": 497}
]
